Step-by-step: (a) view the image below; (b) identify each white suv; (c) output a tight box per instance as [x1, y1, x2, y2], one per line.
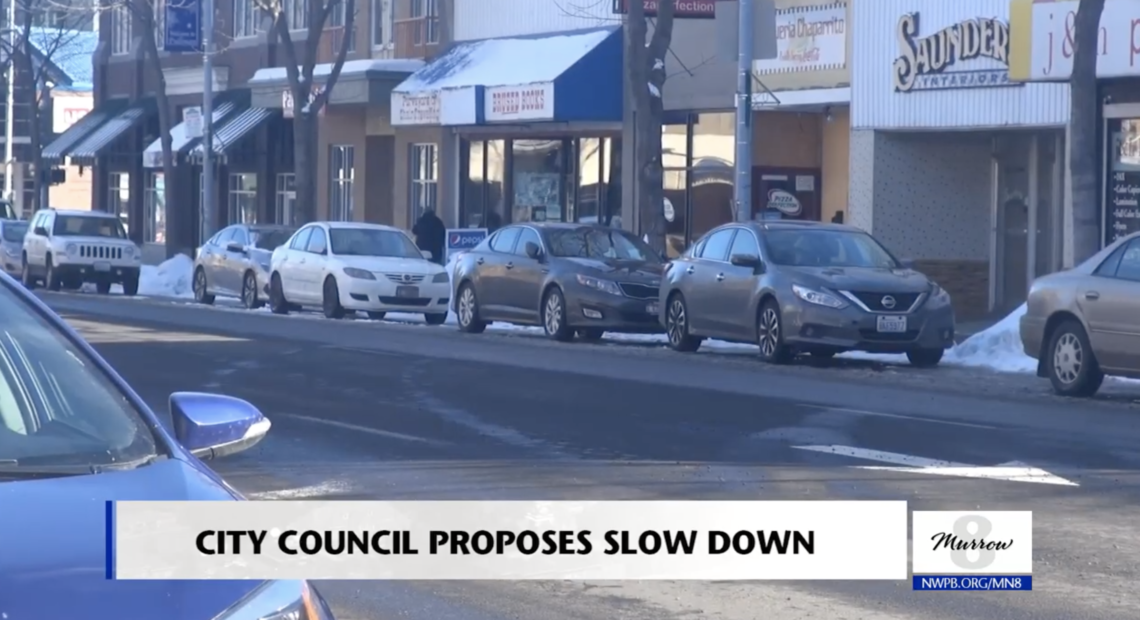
[22, 209, 142, 295]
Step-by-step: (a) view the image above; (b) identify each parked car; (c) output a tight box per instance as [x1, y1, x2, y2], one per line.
[659, 221, 955, 366]
[0, 218, 27, 278]
[0, 269, 337, 619]
[268, 221, 450, 323]
[193, 223, 296, 309]
[1020, 232, 1140, 397]
[452, 223, 665, 341]
[21, 208, 142, 295]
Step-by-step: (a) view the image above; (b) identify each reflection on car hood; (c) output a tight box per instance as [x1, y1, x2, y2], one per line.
[340, 255, 442, 275]
[562, 257, 663, 283]
[0, 458, 257, 620]
[784, 266, 931, 293]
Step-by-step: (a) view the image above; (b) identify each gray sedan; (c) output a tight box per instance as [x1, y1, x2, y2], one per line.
[452, 223, 664, 341]
[659, 221, 956, 366]
[193, 224, 295, 308]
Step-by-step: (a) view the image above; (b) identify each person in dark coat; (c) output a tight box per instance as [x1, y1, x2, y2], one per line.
[412, 207, 446, 263]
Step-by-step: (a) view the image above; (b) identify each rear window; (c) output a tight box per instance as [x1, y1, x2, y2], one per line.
[2, 222, 27, 243]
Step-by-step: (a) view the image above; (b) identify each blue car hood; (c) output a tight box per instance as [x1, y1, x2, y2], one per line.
[0, 458, 259, 620]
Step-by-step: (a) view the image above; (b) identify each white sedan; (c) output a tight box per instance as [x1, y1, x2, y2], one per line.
[267, 221, 450, 323]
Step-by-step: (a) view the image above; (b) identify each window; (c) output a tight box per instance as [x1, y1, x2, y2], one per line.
[329, 228, 421, 257]
[230, 226, 249, 247]
[305, 228, 328, 254]
[276, 173, 296, 225]
[546, 227, 658, 262]
[53, 215, 127, 239]
[699, 229, 735, 262]
[729, 228, 760, 258]
[329, 145, 355, 221]
[411, 0, 440, 44]
[233, 0, 261, 38]
[514, 228, 541, 256]
[289, 227, 314, 250]
[110, 5, 132, 55]
[371, 0, 392, 48]
[330, 0, 355, 51]
[1115, 240, 1140, 282]
[489, 227, 519, 253]
[228, 173, 258, 224]
[143, 172, 165, 243]
[211, 227, 235, 248]
[108, 172, 130, 232]
[410, 143, 437, 220]
[287, 0, 309, 29]
[764, 230, 899, 269]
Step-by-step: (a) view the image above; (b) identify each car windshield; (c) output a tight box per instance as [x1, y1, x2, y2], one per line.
[251, 228, 295, 250]
[0, 280, 157, 470]
[329, 228, 422, 258]
[53, 215, 127, 239]
[765, 229, 899, 269]
[547, 228, 661, 263]
[2, 222, 27, 243]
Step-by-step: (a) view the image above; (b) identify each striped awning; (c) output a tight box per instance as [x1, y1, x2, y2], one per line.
[188, 107, 277, 163]
[69, 101, 155, 166]
[142, 101, 239, 168]
[42, 99, 129, 164]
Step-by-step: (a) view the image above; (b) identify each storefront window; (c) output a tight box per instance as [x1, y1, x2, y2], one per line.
[663, 169, 686, 258]
[1107, 118, 1140, 245]
[143, 172, 165, 243]
[109, 172, 130, 233]
[576, 138, 602, 225]
[330, 145, 355, 221]
[689, 112, 735, 241]
[512, 139, 563, 223]
[410, 143, 438, 220]
[228, 173, 258, 224]
[604, 138, 622, 228]
[486, 140, 505, 231]
[663, 123, 688, 169]
[276, 173, 296, 225]
[462, 140, 486, 227]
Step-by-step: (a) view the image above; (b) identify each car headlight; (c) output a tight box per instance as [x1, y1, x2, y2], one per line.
[213, 580, 335, 620]
[65, 243, 78, 256]
[342, 267, 375, 280]
[792, 284, 847, 309]
[576, 274, 622, 295]
[929, 284, 951, 303]
[432, 271, 449, 283]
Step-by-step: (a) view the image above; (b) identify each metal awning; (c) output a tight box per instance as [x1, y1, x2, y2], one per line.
[188, 107, 277, 163]
[142, 101, 238, 168]
[42, 99, 129, 164]
[69, 100, 155, 166]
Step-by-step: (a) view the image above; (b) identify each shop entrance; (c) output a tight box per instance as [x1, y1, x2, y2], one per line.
[751, 167, 822, 222]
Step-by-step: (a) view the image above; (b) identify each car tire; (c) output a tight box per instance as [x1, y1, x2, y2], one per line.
[456, 283, 487, 334]
[906, 348, 944, 368]
[1046, 320, 1105, 397]
[268, 273, 290, 315]
[193, 267, 215, 305]
[20, 256, 35, 290]
[122, 274, 139, 297]
[322, 276, 346, 319]
[542, 287, 574, 342]
[577, 328, 604, 342]
[664, 293, 702, 353]
[241, 271, 263, 309]
[44, 257, 62, 292]
[756, 299, 793, 364]
[367, 311, 387, 320]
[424, 313, 447, 326]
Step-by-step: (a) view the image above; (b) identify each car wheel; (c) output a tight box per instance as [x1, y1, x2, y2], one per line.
[577, 328, 604, 342]
[95, 281, 112, 295]
[424, 313, 447, 326]
[542, 287, 574, 342]
[20, 257, 35, 290]
[906, 348, 944, 368]
[322, 276, 346, 319]
[44, 257, 61, 292]
[1047, 320, 1105, 397]
[456, 283, 487, 334]
[241, 271, 263, 309]
[756, 299, 793, 364]
[665, 293, 702, 352]
[268, 273, 290, 315]
[193, 267, 215, 305]
[367, 311, 387, 320]
[121, 274, 139, 297]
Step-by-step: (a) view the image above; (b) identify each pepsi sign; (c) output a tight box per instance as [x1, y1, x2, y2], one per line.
[446, 228, 488, 260]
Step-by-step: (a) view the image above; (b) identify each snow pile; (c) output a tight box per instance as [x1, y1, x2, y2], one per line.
[943, 304, 1036, 373]
[137, 254, 194, 298]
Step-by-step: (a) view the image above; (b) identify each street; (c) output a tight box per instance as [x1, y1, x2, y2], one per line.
[39, 290, 1140, 620]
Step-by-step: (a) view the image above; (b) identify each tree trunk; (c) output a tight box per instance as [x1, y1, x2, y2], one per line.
[1069, 0, 1106, 265]
[139, 23, 180, 256]
[16, 49, 42, 212]
[292, 109, 318, 223]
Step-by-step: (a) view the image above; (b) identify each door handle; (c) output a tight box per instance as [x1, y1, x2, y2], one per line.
[1085, 291, 1100, 300]
[715, 273, 725, 281]
[476, 258, 484, 265]
[686, 266, 695, 274]
[505, 262, 514, 269]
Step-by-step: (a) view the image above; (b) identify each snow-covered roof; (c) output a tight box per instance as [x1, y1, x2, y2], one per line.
[248, 59, 425, 84]
[395, 27, 617, 93]
[28, 28, 98, 91]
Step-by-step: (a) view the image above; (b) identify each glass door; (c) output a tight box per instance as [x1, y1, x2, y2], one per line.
[511, 139, 564, 223]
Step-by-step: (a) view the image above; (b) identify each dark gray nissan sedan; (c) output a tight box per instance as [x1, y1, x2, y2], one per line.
[658, 221, 956, 366]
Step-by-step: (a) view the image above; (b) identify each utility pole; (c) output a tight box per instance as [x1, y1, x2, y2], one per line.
[4, 0, 17, 213]
[201, 0, 216, 239]
[733, 0, 754, 223]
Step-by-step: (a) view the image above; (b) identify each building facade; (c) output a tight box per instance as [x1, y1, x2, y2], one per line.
[850, 0, 1069, 319]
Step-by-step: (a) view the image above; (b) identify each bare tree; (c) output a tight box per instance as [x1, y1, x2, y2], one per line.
[1069, 0, 1106, 264]
[5, 0, 96, 212]
[625, 0, 675, 254]
[256, 0, 356, 224]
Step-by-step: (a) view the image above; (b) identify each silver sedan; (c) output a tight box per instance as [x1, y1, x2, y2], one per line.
[192, 224, 295, 308]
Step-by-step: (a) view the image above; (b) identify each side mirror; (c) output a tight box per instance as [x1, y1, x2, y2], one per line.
[524, 241, 542, 259]
[421, 249, 433, 260]
[225, 241, 246, 253]
[169, 392, 271, 460]
[33, 226, 48, 236]
[730, 253, 764, 273]
[899, 258, 916, 269]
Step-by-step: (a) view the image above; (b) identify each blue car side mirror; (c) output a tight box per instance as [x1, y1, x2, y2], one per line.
[170, 392, 271, 460]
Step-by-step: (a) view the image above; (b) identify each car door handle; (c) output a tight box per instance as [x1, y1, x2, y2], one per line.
[476, 258, 484, 265]
[505, 262, 514, 269]
[686, 266, 695, 274]
[1085, 291, 1100, 300]
[715, 273, 725, 281]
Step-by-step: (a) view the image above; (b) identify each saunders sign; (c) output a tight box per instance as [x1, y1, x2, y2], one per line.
[892, 13, 1022, 92]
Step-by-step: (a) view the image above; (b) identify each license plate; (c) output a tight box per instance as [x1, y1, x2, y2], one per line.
[646, 302, 659, 315]
[876, 315, 908, 333]
[94, 261, 111, 272]
[396, 286, 419, 298]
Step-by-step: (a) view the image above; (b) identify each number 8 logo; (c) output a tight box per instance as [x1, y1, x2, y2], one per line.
[950, 514, 995, 570]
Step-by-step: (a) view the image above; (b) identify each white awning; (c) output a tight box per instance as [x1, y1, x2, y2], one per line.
[142, 102, 237, 168]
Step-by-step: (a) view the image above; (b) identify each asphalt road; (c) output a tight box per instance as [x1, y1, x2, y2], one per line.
[37, 290, 1140, 620]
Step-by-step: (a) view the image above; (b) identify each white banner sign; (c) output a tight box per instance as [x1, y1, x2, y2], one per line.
[754, 4, 847, 74]
[484, 83, 555, 122]
[182, 106, 202, 139]
[391, 91, 442, 125]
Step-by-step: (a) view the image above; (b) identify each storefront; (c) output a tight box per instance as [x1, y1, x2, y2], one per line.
[390, 26, 624, 231]
[851, 0, 1069, 319]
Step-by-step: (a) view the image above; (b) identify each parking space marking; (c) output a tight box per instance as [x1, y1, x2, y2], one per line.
[278, 413, 450, 446]
[814, 406, 999, 429]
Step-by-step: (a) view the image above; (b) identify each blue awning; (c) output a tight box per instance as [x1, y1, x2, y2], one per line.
[391, 26, 622, 127]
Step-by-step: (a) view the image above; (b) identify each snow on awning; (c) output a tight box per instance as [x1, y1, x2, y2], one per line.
[248, 59, 426, 84]
[143, 101, 238, 168]
[391, 27, 623, 127]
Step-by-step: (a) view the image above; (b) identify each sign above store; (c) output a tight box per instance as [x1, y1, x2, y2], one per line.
[612, 0, 721, 19]
[893, 12, 1022, 92]
[484, 84, 554, 123]
[1007, 0, 1131, 81]
[754, 3, 847, 75]
[391, 92, 441, 125]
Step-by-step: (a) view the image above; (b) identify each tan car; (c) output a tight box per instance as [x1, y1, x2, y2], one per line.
[1020, 232, 1140, 397]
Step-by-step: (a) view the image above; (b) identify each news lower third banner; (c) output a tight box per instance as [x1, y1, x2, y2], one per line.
[108, 500, 909, 580]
